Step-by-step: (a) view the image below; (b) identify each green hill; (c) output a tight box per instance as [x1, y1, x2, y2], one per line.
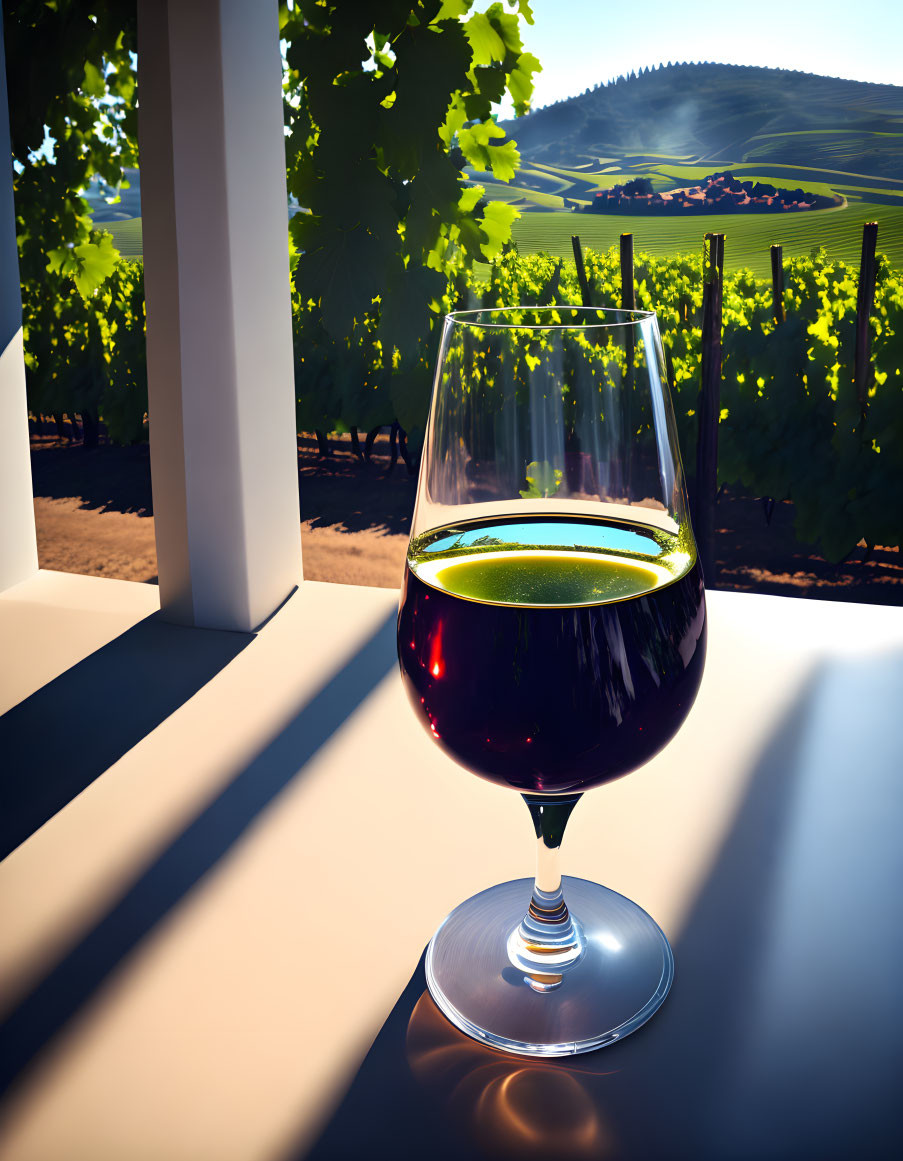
[500, 63, 903, 177]
[104, 217, 143, 258]
[509, 202, 903, 278]
[104, 67, 903, 273]
[480, 65, 903, 271]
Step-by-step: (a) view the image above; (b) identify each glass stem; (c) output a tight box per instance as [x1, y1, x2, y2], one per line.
[507, 793, 586, 992]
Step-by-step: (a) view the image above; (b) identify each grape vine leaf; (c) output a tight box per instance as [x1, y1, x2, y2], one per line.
[464, 12, 508, 64]
[298, 228, 396, 337]
[479, 201, 519, 259]
[72, 232, 119, 299]
[520, 460, 563, 498]
[379, 263, 446, 360]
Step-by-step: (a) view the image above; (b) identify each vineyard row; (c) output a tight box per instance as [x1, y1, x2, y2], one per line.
[22, 241, 903, 564]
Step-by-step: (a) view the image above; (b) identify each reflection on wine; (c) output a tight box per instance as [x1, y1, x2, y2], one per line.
[398, 514, 706, 795]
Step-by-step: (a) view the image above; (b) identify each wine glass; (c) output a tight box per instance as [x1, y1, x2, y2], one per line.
[397, 306, 706, 1056]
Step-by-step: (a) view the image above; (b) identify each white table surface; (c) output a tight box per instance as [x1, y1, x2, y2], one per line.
[1, 570, 901, 1161]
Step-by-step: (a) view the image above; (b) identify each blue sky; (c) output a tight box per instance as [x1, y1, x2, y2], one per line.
[499, 0, 903, 116]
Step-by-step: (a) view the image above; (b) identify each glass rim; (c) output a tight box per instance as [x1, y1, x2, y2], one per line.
[444, 305, 657, 332]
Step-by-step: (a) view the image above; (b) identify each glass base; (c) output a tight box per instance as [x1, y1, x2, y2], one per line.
[425, 876, 673, 1057]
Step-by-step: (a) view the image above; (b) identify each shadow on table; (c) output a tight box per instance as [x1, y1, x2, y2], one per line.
[297, 655, 903, 1161]
[0, 610, 398, 1101]
[0, 613, 252, 861]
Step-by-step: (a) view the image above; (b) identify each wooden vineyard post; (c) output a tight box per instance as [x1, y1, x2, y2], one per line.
[571, 235, 592, 306]
[770, 243, 785, 325]
[619, 233, 637, 435]
[695, 232, 724, 587]
[854, 221, 879, 414]
[620, 233, 636, 311]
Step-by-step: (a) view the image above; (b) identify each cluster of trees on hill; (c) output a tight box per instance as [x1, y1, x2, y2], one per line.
[583, 171, 842, 215]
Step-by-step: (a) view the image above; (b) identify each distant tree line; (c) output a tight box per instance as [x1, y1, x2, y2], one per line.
[527, 60, 886, 113]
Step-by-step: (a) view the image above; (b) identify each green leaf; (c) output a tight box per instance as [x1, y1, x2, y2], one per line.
[379, 263, 446, 361]
[297, 228, 394, 337]
[478, 200, 519, 259]
[82, 61, 106, 100]
[463, 64, 508, 121]
[405, 148, 466, 255]
[382, 20, 472, 176]
[455, 216, 489, 263]
[458, 185, 484, 213]
[432, 0, 472, 19]
[307, 164, 400, 238]
[72, 232, 119, 298]
[390, 353, 435, 447]
[488, 139, 520, 182]
[458, 118, 514, 173]
[507, 51, 541, 116]
[484, 3, 524, 54]
[464, 12, 507, 65]
[279, 0, 539, 449]
[439, 96, 468, 148]
[46, 247, 73, 277]
[519, 461, 563, 499]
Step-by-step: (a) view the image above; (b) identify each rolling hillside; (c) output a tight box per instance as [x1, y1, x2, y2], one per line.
[481, 64, 903, 271]
[500, 63, 903, 176]
[100, 64, 903, 273]
[509, 202, 903, 278]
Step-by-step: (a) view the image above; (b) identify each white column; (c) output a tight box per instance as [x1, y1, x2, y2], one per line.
[0, 4, 39, 593]
[138, 0, 302, 632]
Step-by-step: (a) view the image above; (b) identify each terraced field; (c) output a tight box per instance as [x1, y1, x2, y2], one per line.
[471, 150, 903, 274]
[741, 129, 903, 172]
[510, 201, 903, 277]
[104, 217, 143, 258]
[466, 181, 566, 210]
[104, 154, 903, 277]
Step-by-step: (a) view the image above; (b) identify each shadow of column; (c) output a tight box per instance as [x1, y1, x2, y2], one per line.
[0, 613, 253, 861]
[0, 611, 398, 1100]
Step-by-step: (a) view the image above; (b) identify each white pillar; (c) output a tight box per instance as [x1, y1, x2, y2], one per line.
[138, 0, 302, 632]
[0, 4, 39, 593]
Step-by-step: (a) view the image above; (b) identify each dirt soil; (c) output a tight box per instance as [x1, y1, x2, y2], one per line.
[29, 429, 903, 607]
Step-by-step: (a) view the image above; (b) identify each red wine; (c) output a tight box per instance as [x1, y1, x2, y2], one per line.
[397, 515, 706, 794]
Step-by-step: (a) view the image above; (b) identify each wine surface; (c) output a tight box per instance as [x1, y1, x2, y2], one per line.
[397, 515, 706, 794]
